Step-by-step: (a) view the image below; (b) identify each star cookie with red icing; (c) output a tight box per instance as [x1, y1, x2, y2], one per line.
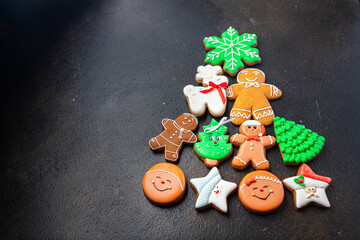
[283, 164, 332, 210]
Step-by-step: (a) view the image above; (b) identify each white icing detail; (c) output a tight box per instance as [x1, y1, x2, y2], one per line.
[184, 73, 229, 116]
[255, 159, 268, 167]
[250, 143, 254, 146]
[245, 82, 260, 88]
[239, 175, 282, 191]
[204, 117, 233, 133]
[283, 176, 330, 208]
[196, 65, 223, 84]
[159, 135, 180, 147]
[170, 136, 173, 139]
[148, 137, 162, 150]
[242, 120, 261, 126]
[230, 109, 251, 119]
[226, 87, 234, 98]
[183, 113, 198, 125]
[230, 43, 235, 48]
[250, 148, 254, 151]
[190, 167, 237, 213]
[232, 134, 238, 142]
[269, 135, 273, 145]
[253, 107, 274, 119]
[173, 121, 191, 139]
[146, 170, 184, 191]
[234, 156, 247, 165]
[258, 133, 263, 137]
[205, 27, 259, 71]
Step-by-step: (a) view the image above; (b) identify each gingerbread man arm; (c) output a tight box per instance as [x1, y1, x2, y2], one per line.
[260, 135, 276, 148]
[261, 84, 282, 100]
[226, 84, 242, 100]
[161, 118, 174, 129]
[185, 133, 197, 144]
[230, 133, 246, 147]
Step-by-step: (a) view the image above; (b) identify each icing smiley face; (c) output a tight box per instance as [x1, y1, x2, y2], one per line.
[237, 68, 265, 83]
[238, 171, 284, 214]
[175, 113, 198, 131]
[142, 163, 186, 206]
[240, 120, 266, 138]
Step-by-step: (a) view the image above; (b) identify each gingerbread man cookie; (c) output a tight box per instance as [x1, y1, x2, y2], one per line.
[143, 163, 186, 206]
[230, 120, 276, 170]
[184, 65, 229, 117]
[238, 171, 284, 214]
[283, 164, 332, 210]
[149, 113, 198, 162]
[226, 68, 282, 126]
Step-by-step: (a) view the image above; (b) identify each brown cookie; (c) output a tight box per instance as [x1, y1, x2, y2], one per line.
[149, 113, 198, 162]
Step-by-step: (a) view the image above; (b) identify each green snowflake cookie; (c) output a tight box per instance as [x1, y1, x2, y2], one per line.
[273, 117, 325, 165]
[194, 119, 233, 168]
[203, 26, 261, 76]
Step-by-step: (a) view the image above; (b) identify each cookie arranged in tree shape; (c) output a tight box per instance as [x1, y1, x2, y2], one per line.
[142, 163, 186, 206]
[238, 171, 284, 214]
[203, 26, 261, 76]
[149, 113, 198, 162]
[184, 65, 229, 117]
[226, 68, 282, 126]
[230, 120, 276, 171]
[190, 167, 237, 214]
[273, 117, 325, 165]
[194, 118, 233, 168]
[283, 164, 332, 210]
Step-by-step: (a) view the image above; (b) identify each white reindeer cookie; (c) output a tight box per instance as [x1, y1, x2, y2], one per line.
[184, 65, 229, 117]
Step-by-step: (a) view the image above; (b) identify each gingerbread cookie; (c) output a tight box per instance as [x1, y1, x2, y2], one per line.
[226, 68, 282, 126]
[238, 171, 284, 214]
[283, 164, 332, 210]
[184, 65, 229, 117]
[273, 117, 325, 165]
[190, 167, 237, 213]
[194, 118, 233, 168]
[149, 113, 198, 162]
[142, 163, 186, 206]
[230, 120, 276, 170]
[203, 26, 261, 76]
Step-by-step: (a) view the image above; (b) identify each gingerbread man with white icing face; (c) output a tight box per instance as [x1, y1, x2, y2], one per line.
[226, 68, 282, 126]
[149, 113, 198, 162]
[230, 120, 276, 170]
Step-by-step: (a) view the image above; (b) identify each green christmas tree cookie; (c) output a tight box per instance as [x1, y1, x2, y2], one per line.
[273, 117, 325, 165]
[194, 119, 233, 168]
[203, 26, 261, 76]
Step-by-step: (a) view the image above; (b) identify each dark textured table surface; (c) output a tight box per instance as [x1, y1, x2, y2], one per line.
[1, 0, 360, 239]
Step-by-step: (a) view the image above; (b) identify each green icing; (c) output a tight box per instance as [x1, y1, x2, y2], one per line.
[194, 119, 232, 161]
[294, 175, 305, 186]
[203, 26, 261, 75]
[273, 117, 325, 164]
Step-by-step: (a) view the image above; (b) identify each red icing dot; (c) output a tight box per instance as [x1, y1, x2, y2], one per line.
[298, 178, 303, 183]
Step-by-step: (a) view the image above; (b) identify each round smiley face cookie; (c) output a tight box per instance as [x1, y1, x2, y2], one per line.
[238, 171, 284, 214]
[142, 163, 186, 206]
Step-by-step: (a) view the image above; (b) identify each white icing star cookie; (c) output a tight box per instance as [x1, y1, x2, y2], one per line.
[283, 164, 332, 210]
[190, 167, 237, 213]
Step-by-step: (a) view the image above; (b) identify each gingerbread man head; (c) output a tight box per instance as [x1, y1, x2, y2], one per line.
[240, 120, 266, 138]
[237, 68, 265, 84]
[174, 113, 198, 131]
